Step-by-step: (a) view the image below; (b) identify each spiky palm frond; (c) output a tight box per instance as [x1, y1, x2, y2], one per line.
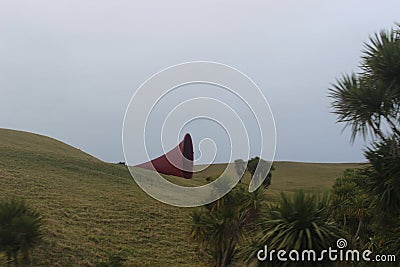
[329, 74, 397, 141]
[329, 24, 400, 142]
[244, 191, 343, 267]
[364, 136, 400, 217]
[362, 27, 400, 88]
[190, 184, 265, 267]
[0, 199, 43, 266]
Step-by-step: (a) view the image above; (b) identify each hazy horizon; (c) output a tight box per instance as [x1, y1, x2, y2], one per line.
[2, 126, 368, 164]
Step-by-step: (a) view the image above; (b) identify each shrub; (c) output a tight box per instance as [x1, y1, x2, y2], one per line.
[0, 199, 43, 267]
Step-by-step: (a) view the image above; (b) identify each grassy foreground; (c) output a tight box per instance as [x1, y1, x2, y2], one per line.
[0, 128, 364, 266]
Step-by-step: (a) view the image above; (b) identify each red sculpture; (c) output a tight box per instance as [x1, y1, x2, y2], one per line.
[136, 133, 194, 178]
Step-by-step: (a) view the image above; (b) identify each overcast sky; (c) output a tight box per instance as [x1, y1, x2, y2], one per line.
[1, 1, 399, 163]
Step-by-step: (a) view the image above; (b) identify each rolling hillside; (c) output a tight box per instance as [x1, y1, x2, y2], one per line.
[0, 128, 365, 266]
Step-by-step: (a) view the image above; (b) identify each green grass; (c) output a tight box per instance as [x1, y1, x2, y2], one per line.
[191, 161, 366, 202]
[0, 128, 365, 266]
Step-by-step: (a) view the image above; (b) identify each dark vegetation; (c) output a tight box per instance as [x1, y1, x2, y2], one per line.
[0, 199, 42, 267]
[328, 23, 400, 261]
[189, 24, 400, 266]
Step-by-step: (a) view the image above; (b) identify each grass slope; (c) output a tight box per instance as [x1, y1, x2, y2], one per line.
[0, 128, 364, 266]
[194, 161, 365, 202]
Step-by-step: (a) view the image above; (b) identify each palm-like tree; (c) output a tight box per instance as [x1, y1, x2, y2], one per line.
[364, 137, 400, 218]
[329, 24, 400, 142]
[247, 157, 274, 188]
[331, 169, 374, 242]
[331, 174, 358, 227]
[244, 191, 343, 267]
[329, 23, 400, 262]
[0, 199, 42, 267]
[190, 184, 266, 267]
[350, 194, 373, 240]
[190, 205, 242, 267]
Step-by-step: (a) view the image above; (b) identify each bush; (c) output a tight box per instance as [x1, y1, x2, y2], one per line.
[0, 199, 43, 267]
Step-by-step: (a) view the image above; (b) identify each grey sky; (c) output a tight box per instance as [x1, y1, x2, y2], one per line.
[1, 1, 399, 163]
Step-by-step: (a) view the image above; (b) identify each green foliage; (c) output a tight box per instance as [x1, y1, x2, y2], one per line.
[364, 137, 400, 217]
[361, 137, 400, 261]
[362, 25, 400, 90]
[331, 165, 400, 263]
[331, 169, 373, 242]
[247, 157, 274, 188]
[329, 24, 400, 141]
[330, 23, 400, 262]
[245, 191, 343, 267]
[0, 199, 43, 267]
[190, 184, 267, 267]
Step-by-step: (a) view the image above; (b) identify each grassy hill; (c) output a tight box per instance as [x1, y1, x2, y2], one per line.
[193, 161, 366, 202]
[0, 128, 365, 266]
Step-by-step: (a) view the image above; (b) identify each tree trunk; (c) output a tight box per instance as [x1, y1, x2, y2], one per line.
[355, 216, 363, 239]
[216, 249, 221, 267]
[216, 243, 229, 267]
[215, 250, 222, 267]
[221, 246, 229, 267]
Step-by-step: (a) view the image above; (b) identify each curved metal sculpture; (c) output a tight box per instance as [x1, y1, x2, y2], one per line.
[136, 133, 194, 178]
